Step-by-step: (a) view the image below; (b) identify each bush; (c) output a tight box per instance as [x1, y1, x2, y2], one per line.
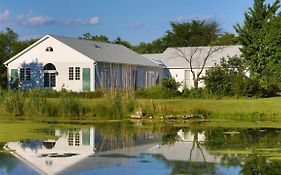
[182, 88, 207, 99]
[161, 77, 180, 94]
[136, 86, 167, 99]
[203, 66, 232, 96]
[2, 91, 25, 116]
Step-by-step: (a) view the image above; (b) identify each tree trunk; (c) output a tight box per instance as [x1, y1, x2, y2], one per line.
[193, 78, 198, 89]
[192, 73, 198, 89]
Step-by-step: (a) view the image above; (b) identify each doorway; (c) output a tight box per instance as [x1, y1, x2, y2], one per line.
[43, 63, 56, 88]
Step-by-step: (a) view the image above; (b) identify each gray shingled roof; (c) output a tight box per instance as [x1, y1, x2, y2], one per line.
[51, 35, 159, 67]
[143, 46, 241, 69]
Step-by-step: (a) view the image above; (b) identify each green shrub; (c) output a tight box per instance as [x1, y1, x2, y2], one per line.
[2, 91, 25, 116]
[161, 77, 180, 95]
[182, 88, 207, 99]
[203, 66, 232, 96]
[60, 96, 86, 117]
[136, 86, 174, 99]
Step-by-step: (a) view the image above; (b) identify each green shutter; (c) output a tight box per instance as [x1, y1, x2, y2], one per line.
[11, 69, 18, 89]
[83, 68, 90, 91]
[82, 129, 90, 145]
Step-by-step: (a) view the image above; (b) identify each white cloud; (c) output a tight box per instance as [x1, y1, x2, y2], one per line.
[24, 16, 55, 26]
[3, 10, 100, 27]
[0, 9, 11, 23]
[17, 11, 55, 26]
[62, 16, 100, 25]
[175, 15, 212, 22]
[88, 17, 99, 25]
[131, 21, 144, 29]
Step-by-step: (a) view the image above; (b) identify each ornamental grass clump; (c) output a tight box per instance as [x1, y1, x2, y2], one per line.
[105, 89, 136, 118]
[59, 95, 86, 117]
[25, 89, 48, 117]
[2, 91, 25, 116]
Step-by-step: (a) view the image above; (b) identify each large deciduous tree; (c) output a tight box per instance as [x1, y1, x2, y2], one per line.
[163, 20, 220, 47]
[0, 28, 19, 88]
[164, 20, 223, 89]
[235, 0, 280, 76]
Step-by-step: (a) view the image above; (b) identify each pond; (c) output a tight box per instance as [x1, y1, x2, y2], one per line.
[1, 121, 281, 175]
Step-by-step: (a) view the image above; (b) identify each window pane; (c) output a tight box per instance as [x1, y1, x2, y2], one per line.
[50, 73, 56, 87]
[44, 73, 49, 87]
[75, 67, 80, 80]
[69, 67, 74, 80]
[26, 68, 31, 81]
[20, 68, 25, 81]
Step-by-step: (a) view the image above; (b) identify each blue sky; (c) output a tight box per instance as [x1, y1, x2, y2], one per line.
[0, 0, 276, 44]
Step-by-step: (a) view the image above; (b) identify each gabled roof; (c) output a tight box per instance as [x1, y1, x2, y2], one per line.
[51, 35, 159, 67]
[143, 45, 241, 69]
[4, 35, 160, 67]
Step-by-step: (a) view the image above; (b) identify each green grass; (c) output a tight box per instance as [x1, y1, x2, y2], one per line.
[138, 97, 281, 115]
[2, 96, 281, 121]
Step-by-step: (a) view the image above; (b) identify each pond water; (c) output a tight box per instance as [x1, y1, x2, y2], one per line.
[1, 121, 281, 175]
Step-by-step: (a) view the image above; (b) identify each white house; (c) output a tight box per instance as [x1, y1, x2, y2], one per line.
[4, 35, 163, 92]
[143, 46, 241, 91]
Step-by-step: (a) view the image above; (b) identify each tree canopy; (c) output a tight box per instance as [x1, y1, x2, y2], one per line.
[0, 28, 36, 88]
[235, 0, 280, 77]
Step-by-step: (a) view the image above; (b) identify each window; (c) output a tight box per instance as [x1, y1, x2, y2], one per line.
[69, 67, 74, 80]
[50, 73, 56, 87]
[20, 68, 24, 81]
[26, 68, 31, 81]
[75, 67, 80, 80]
[46, 47, 53, 52]
[19, 68, 31, 81]
[44, 73, 49, 87]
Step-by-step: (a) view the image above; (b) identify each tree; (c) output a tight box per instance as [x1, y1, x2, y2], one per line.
[175, 46, 224, 89]
[134, 39, 166, 54]
[235, 0, 280, 76]
[0, 28, 19, 88]
[212, 32, 238, 46]
[80, 33, 110, 43]
[163, 20, 220, 47]
[113, 37, 133, 49]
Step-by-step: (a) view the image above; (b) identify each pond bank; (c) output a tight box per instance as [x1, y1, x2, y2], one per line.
[1, 92, 281, 121]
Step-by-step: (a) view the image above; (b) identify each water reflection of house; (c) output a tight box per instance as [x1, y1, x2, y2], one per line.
[146, 129, 220, 163]
[5, 128, 221, 174]
[5, 128, 160, 175]
[5, 128, 95, 175]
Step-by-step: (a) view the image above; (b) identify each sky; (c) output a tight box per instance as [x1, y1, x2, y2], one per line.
[0, 0, 277, 45]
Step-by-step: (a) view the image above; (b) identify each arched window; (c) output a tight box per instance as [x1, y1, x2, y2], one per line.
[43, 63, 56, 88]
[46, 47, 53, 52]
[44, 63, 56, 70]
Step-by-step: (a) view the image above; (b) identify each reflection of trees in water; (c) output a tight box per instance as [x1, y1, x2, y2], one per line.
[241, 155, 281, 175]
[204, 127, 281, 174]
[95, 122, 137, 151]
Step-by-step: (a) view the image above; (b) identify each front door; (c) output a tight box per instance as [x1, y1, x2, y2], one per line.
[83, 68, 90, 91]
[44, 72, 56, 88]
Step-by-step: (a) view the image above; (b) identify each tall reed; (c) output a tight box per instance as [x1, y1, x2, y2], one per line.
[2, 91, 25, 116]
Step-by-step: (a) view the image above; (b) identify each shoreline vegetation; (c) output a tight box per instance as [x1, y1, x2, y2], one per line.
[1, 88, 281, 123]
